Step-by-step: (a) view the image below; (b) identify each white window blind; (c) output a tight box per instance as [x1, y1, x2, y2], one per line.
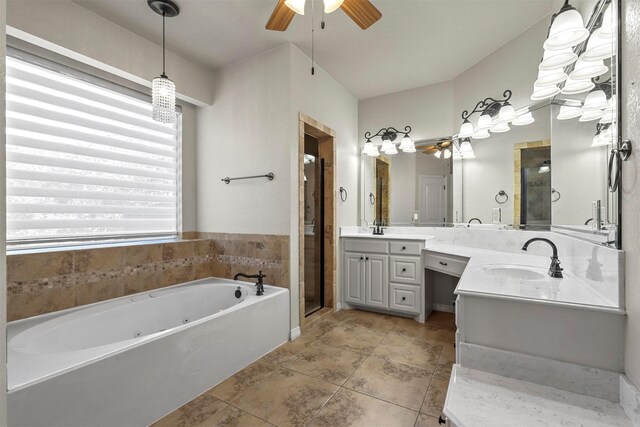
[6, 54, 180, 245]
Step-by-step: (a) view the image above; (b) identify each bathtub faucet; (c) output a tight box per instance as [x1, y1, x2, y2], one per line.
[233, 271, 266, 296]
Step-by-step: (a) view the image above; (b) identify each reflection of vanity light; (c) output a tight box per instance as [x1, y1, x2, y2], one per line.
[531, 84, 560, 100]
[535, 67, 568, 87]
[539, 47, 577, 71]
[598, 3, 615, 39]
[490, 122, 510, 133]
[472, 129, 490, 139]
[538, 162, 551, 174]
[512, 111, 535, 126]
[579, 109, 604, 122]
[543, 1, 589, 51]
[366, 145, 380, 157]
[497, 102, 516, 123]
[443, 148, 451, 159]
[459, 139, 473, 154]
[434, 150, 442, 159]
[561, 77, 595, 95]
[399, 135, 414, 150]
[557, 104, 583, 120]
[583, 89, 608, 110]
[381, 139, 394, 153]
[569, 57, 608, 80]
[385, 145, 398, 155]
[582, 28, 615, 61]
[476, 113, 493, 130]
[363, 140, 375, 155]
[459, 119, 475, 138]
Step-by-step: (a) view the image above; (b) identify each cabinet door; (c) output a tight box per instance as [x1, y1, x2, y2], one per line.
[344, 253, 365, 304]
[365, 254, 388, 308]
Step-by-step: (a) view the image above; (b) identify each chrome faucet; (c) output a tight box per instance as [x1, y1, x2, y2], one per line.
[234, 271, 266, 295]
[521, 238, 563, 278]
[468, 218, 482, 225]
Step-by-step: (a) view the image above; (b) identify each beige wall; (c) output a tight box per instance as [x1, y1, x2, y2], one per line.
[1, 0, 7, 421]
[622, 0, 640, 389]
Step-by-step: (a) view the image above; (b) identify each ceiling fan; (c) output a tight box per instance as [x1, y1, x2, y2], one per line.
[422, 139, 453, 157]
[266, 0, 382, 31]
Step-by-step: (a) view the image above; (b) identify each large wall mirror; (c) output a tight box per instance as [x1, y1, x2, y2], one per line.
[360, 0, 619, 247]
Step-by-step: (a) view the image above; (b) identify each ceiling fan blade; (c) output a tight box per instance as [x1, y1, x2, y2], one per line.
[266, 0, 296, 31]
[423, 147, 438, 154]
[441, 141, 452, 148]
[340, 0, 382, 30]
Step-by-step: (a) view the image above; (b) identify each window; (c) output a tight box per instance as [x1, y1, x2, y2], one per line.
[6, 52, 180, 248]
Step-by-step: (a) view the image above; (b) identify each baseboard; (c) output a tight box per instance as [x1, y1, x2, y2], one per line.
[620, 375, 640, 425]
[290, 327, 301, 340]
[336, 302, 343, 311]
[433, 304, 454, 313]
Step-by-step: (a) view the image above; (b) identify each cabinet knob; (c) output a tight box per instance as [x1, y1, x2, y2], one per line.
[402, 296, 406, 301]
[402, 268, 407, 272]
[365, 256, 369, 261]
[439, 261, 448, 266]
[360, 256, 364, 261]
[402, 246, 406, 250]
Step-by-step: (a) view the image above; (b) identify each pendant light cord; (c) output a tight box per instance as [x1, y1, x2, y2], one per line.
[162, 10, 166, 77]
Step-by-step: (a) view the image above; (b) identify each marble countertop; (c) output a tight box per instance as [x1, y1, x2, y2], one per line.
[340, 230, 621, 312]
[444, 364, 632, 427]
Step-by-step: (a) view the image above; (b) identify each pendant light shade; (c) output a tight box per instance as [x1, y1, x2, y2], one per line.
[434, 150, 442, 159]
[459, 139, 473, 154]
[472, 129, 491, 140]
[381, 139, 394, 153]
[459, 119, 475, 138]
[385, 145, 398, 155]
[583, 88, 608, 110]
[323, 0, 344, 13]
[368, 145, 380, 157]
[152, 75, 176, 124]
[535, 68, 568, 87]
[569, 57, 608, 80]
[557, 105, 582, 120]
[149, 0, 179, 124]
[539, 47, 578, 71]
[582, 28, 615, 61]
[543, 3, 589, 51]
[285, 0, 306, 15]
[402, 145, 416, 153]
[579, 109, 604, 122]
[363, 140, 375, 155]
[399, 135, 414, 150]
[561, 77, 595, 95]
[490, 122, 510, 133]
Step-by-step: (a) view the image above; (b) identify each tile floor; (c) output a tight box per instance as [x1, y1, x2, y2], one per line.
[152, 309, 456, 427]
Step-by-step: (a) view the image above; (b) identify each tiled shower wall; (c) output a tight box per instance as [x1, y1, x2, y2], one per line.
[7, 233, 289, 321]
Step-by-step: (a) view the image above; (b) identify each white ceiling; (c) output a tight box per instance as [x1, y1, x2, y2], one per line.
[71, 0, 557, 100]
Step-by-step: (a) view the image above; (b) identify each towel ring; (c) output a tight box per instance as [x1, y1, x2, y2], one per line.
[551, 188, 561, 202]
[369, 192, 375, 206]
[339, 187, 348, 202]
[495, 190, 509, 204]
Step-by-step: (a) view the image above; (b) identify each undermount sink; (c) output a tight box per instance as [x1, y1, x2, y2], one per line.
[482, 265, 549, 281]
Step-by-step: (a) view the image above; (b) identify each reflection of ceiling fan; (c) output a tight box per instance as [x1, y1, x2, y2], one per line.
[266, 0, 382, 31]
[422, 139, 452, 157]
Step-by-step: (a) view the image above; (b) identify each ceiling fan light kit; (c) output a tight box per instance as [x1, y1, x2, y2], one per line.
[266, 0, 381, 31]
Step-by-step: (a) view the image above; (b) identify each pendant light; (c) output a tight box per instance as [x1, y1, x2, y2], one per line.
[149, 0, 180, 125]
[381, 139, 394, 153]
[543, 0, 589, 51]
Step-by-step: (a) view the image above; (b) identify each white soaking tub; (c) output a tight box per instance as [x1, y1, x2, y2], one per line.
[7, 277, 290, 427]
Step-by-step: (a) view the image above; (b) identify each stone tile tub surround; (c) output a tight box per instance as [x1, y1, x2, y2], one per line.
[341, 226, 624, 308]
[7, 232, 289, 321]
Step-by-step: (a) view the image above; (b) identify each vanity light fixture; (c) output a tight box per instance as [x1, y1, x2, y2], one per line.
[531, 84, 561, 101]
[579, 108, 605, 122]
[557, 104, 583, 120]
[569, 57, 608, 80]
[539, 47, 578, 71]
[543, 0, 589, 51]
[535, 68, 568, 87]
[561, 77, 595, 95]
[148, 0, 180, 125]
[363, 126, 414, 157]
[459, 139, 473, 154]
[457, 90, 527, 141]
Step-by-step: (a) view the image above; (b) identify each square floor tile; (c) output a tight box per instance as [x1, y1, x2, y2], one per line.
[308, 388, 418, 427]
[420, 365, 451, 417]
[233, 369, 338, 427]
[414, 413, 442, 427]
[344, 355, 432, 411]
[195, 405, 272, 427]
[392, 318, 454, 344]
[334, 309, 399, 333]
[426, 311, 456, 328]
[151, 394, 227, 427]
[208, 361, 283, 403]
[320, 323, 387, 354]
[373, 332, 442, 371]
[280, 341, 367, 385]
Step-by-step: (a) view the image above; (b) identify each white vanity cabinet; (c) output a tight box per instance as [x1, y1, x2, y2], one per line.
[342, 237, 423, 318]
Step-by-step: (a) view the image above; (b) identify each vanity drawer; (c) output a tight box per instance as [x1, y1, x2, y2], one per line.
[423, 251, 468, 277]
[389, 283, 421, 314]
[390, 256, 421, 284]
[342, 238, 388, 254]
[389, 241, 422, 256]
